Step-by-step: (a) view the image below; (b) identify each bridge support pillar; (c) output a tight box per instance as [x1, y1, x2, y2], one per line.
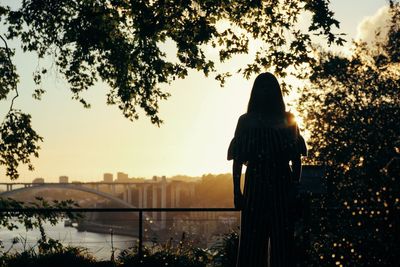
[175, 183, 181, 207]
[123, 190, 128, 203]
[138, 185, 143, 208]
[160, 180, 167, 229]
[152, 184, 157, 220]
[143, 185, 148, 208]
[127, 186, 132, 204]
[121, 185, 127, 203]
[170, 184, 175, 208]
[189, 184, 195, 199]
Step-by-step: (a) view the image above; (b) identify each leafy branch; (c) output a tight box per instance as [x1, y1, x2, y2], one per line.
[0, 35, 18, 113]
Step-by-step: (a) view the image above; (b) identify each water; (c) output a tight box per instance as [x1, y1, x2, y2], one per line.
[0, 221, 137, 260]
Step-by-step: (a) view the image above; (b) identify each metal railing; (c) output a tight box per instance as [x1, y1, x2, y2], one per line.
[0, 207, 240, 258]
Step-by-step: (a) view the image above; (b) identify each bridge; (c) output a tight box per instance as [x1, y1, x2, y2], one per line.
[0, 180, 195, 229]
[0, 166, 325, 232]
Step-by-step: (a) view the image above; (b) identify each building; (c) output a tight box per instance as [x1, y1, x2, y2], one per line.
[116, 172, 129, 182]
[32, 177, 44, 183]
[152, 175, 167, 182]
[103, 173, 113, 183]
[59, 176, 69, 183]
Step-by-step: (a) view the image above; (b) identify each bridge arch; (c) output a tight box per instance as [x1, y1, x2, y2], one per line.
[0, 184, 136, 208]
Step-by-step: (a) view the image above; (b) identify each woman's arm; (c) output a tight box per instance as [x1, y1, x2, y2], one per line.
[291, 121, 306, 183]
[233, 160, 243, 209]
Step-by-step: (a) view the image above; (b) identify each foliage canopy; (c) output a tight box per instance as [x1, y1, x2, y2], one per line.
[0, 0, 344, 179]
[297, 2, 400, 265]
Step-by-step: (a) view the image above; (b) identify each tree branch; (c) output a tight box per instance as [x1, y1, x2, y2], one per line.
[0, 34, 19, 113]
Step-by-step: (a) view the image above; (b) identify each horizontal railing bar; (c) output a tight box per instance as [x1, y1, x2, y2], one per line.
[0, 206, 390, 212]
[0, 182, 158, 185]
[0, 208, 240, 212]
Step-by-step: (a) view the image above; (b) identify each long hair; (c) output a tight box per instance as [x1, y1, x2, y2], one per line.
[247, 72, 286, 118]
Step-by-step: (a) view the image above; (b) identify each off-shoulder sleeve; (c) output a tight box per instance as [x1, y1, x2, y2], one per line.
[227, 138, 237, 161]
[227, 115, 285, 162]
[286, 112, 307, 158]
[227, 114, 307, 162]
[227, 115, 247, 162]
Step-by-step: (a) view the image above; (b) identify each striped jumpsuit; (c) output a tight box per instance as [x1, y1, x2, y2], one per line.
[228, 112, 307, 267]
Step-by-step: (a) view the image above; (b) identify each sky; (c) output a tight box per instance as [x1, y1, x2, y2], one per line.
[0, 0, 389, 182]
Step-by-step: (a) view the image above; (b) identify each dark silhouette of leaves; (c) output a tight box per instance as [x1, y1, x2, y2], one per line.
[0, 0, 344, 179]
[297, 3, 400, 265]
[0, 0, 343, 123]
[0, 110, 43, 180]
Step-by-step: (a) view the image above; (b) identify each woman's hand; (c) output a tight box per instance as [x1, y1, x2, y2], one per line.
[234, 191, 244, 209]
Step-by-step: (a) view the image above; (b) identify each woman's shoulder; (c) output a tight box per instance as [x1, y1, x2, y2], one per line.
[236, 113, 257, 126]
[235, 113, 288, 137]
[237, 113, 252, 121]
[236, 112, 300, 132]
[236, 113, 264, 129]
[285, 112, 298, 128]
[285, 112, 296, 123]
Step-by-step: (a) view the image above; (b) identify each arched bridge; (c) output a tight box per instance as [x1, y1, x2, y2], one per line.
[0, 183, 136, 208]
[0, 181, 191, 229]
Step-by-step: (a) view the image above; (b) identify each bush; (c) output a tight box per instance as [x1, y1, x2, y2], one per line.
[0, 246, 105, 267]
[118, 239, 212, 267]
[211, 231, 239, 267]
[0, 231, 243, 267]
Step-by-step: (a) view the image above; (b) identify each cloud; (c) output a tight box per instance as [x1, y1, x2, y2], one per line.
[356, 5, 390, 43]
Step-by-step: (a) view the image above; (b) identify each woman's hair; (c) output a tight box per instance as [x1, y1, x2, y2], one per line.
[247, 72, 286, 118]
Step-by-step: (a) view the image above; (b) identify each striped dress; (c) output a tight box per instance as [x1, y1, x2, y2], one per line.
[228, 112, 307, 267]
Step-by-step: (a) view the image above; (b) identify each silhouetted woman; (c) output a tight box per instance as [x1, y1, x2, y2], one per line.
[228, 72, 307, 267]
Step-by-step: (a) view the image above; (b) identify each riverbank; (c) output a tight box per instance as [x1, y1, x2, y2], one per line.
[77, 221, 138, 237]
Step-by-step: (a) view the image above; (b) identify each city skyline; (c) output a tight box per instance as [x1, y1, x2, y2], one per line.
[25, 172, 200, 184]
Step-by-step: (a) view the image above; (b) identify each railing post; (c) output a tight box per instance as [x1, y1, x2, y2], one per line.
[138, 210, 143, 258]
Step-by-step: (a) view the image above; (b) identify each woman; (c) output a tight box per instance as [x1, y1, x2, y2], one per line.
[228, 72, 307, 267]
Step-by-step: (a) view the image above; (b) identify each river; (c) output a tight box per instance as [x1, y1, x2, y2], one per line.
[0, 221, 136, 260]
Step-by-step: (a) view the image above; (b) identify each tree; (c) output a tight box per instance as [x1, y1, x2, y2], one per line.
[0, 0, 344, 179]
[297, 2, 399, 265]
[0, 197, 82, 253]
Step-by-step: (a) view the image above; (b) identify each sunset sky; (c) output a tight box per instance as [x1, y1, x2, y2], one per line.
[0, 0, 389, 182]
